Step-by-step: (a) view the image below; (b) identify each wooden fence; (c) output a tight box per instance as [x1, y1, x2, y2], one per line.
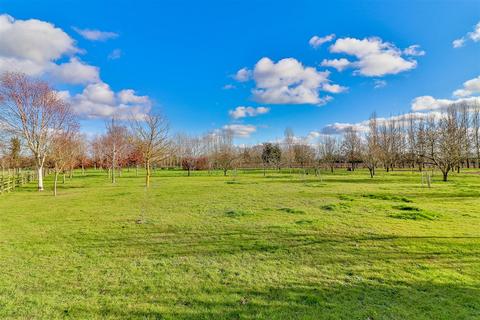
[0, 172, 36, 194]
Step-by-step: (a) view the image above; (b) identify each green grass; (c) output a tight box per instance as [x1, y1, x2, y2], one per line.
[0, 168, 479, 319]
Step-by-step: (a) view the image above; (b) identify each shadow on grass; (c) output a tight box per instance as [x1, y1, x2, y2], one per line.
[58, 280, 480, 319]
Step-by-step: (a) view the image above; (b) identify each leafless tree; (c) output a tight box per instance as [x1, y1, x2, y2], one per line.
[104, 118, 130, 183]
[318, 136, 338, 173]
[175, 133, 205, 176]
[424, 107, 462, 181]
[214, 129, 237, 176]
[0, 72, 76, 191]
[341, 127, 361, 171]
[49, 126, 80, 196]
[472, 104, 480, 167]
[131, 112, 171, 187]
[363, 113, 381, 178]
[283, 127, 295, 169]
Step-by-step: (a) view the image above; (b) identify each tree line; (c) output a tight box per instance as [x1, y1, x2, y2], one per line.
[1, 72, 480, 197]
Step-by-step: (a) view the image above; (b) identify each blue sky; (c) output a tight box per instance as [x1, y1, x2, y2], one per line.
[1, 0, 479, 143]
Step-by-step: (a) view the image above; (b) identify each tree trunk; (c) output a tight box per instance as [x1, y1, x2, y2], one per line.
[224, 169, 227, 176]
[54, 172, 58, 197]
[146, 160, 151, 188]
[442, 171, 448, 182]
[37, 166, 44, 191]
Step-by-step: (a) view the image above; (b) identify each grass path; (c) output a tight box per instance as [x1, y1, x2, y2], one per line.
[0, 169, 479, 319]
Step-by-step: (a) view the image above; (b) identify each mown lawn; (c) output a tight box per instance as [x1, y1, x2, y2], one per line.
[0, 168, 479, 319]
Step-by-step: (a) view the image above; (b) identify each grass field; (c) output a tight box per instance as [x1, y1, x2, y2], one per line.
[0, 168, 479, 319]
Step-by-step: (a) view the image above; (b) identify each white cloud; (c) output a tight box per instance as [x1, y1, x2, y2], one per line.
[73, 27, 118, 41]
[411, 95, 480, 111]
[452, 38, 466, 48]
[250, 57, 342, 105]
[108, 49, 122, 60]
[50, 58, 100, 84]
[0, 14, 153, 122]
[321, 112, 445, 135]
[320, 58, 351, 71]
[0, 14, 102, 84]
[322, 122, 369, 135]
[471, 22, 480, 42]
[234, 67, 251, 82]
[66, 83, 151, 120]
[374, 79, 387, 89]
[309, 34, 335, 48]
[229, 106, 270, 119]
[453, 75, 480, 97]
[118, 89, 150, 104]
[222, 124, 257, 138]
[322, 83, 347, 93]
[453, 21, 480, 48]
[329, 37, 418, 76]
[0, 14, 77, 63]
[403, 44, 426, 56]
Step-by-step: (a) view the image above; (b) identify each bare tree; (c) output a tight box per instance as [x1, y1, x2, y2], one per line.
[472, 103, 480, 167]
[131, 112, 170, 187]
[319, 136, 338, 173]
[0, 72, 76, 191]
[176, 133, 204, 176]
[341, 127, 361, 171]
[283, 127, 295, 169]
[49, 126, 80, 196]
[363, 113, 381, 178]
[104, 118, 130, 184]
[424, 107, 462, 181]
[214, 129, 237, 176]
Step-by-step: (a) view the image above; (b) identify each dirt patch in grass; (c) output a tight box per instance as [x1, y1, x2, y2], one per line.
[321, 202, 351, 211]
[278, 207, 306, 214]
[338, 195, 355, 201]
[363, 193, 412, 203]
[389, 205, 437, 220]
[224, 209, 253, 218]
[295, 219, 314, 225]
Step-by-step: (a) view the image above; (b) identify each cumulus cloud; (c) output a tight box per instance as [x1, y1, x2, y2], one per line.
[322, 122, 369, 135]
[309, 34, 335, 48]
[250, 57, 342, 105]
[0, 14, 77, 63]
[320, 58, 351, 71]
[453, 21, 480, 48]
[234, 67, 251, 82]
[411, 95, 480, 111]
[66, 83, 151, 119]
[0, 14, 154, 122]
[321, 112, 445, 135]
[322, 83, 347, 93]
[0, 14, 102, 84]
[73, 27, 118, 41]
[50, 58, 100, 84]
[222, 124, 256, 138]
[453, 75, 480, 98]
[229, 106, 270, 119]
[329, 37, 418, 76]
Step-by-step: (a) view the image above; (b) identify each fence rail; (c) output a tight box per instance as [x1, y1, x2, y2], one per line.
[0, 172, 36, 194]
